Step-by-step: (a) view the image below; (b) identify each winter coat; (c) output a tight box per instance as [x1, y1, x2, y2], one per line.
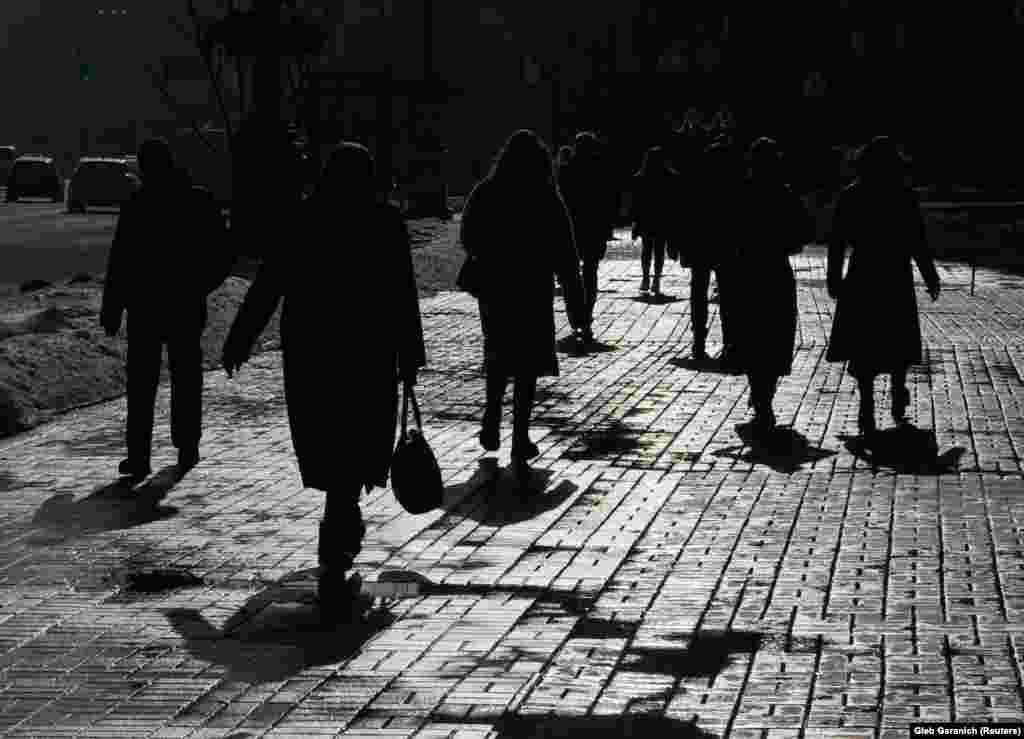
[558, 155, 617, 259]
[825, 181, 940, 375]
[224, 197, 426, 491]
[631, 169, 679, 239]
[101, 171, 231, 336]
[734, 177, 815, 376]
[460, 177, 584, 378]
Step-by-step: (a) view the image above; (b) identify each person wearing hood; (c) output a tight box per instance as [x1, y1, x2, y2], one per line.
[221, 141, 426, 614]
[100, 137, 231, 482]
[826, 135, 941, 437]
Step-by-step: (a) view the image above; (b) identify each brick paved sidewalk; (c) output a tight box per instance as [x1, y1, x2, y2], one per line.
[2, 243, 1024, 738]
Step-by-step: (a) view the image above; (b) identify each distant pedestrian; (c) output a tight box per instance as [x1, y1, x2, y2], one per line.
[460, 129, 585, 476]
[559, 131, 618, 346]
[826, 135, 940, 437]
[630, 145, 679, 296]
[688, 140, 744, 362]
[221, 142, 426, 612]
[555, 144, 574, 174]
[100, 137, 232, 482]
[734, 137, 814, 432]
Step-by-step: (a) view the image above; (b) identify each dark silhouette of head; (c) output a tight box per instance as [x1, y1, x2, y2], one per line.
[638, 145, 670, 176]
[318, 141, 376, 200]
[137, 138, 176, 182]
[573, 131, 600, 160]
[556, 144, 574, 167]
[748, 136, 783, 181]
[856, 135, 908, 184]
[489, 129, 553, 186]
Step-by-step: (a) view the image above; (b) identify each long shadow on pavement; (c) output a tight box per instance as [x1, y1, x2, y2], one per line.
[668, 355, 744, 376]
[442, 459, 578, 526]
[165, 572, 394, 684]
[631, 293, 682, 305]
[711, 424, 837, 474]
[29, 466, 181, 542]
[840, 425, 966, 474]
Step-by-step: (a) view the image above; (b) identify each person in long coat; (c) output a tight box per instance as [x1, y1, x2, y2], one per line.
[630, 145, 679, 295]
[558, 131, 618, 345]
[735, 137, 815, 432]
[221, 142, 426, 610]
[826, 135, 940, 436]
[460, 129, 585, 475]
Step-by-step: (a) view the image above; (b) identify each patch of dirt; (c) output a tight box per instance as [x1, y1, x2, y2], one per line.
[0, 217, 462, 438]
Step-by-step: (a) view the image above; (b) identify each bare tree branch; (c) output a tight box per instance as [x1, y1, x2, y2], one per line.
[146, 61, 222, 155]
[185, 1, 236, 142]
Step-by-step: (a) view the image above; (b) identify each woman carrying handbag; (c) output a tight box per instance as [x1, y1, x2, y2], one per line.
[460, 129, 585, 478]
[221, 142, 426, 616]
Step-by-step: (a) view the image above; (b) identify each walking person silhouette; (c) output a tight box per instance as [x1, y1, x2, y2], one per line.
[460, 129, 585, 478]
[630, 145, 679, 296]
[826, 136, 940, 438]
[221, 142, 426, 614]
[100, 137, 232, 482]
[558, 131, 617, 347]
[733, 137, 815, 432]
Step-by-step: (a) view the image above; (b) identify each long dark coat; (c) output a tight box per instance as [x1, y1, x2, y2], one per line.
[558, 155, 617, 259]
[825, 181, 940, 375]
[630, 169, 679, 239]
[460, 177, 584, 378]
[734, 178, 815, 377]
[225, 197, 426, 491]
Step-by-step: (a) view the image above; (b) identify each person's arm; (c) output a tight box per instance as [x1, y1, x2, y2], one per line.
[552, 191, 585, 330]
[459, 181, 485, 257]
[99, 201, 131, 336]
[909, 195, 940, 301]
[826, 190, 849, 300]
[196, 188, 234, 295]
[222, 251, 285, 376]
[394, 212, 427, 383]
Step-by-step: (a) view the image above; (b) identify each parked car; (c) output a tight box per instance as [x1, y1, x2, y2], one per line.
[5, 155, 62, 203]
[0, 146, 16, 185]
[67, 157, 141, 213]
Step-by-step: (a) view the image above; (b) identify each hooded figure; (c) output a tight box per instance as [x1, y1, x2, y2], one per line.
[100, 137, 231, 481]
[826, 135, 940, 436]
[222, 141, 426, 612]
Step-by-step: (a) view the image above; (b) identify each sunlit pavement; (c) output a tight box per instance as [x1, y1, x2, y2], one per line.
[2, 241, 1024, 737]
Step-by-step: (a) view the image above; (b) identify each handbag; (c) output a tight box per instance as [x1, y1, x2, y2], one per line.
[456, 254, 482, 297]
[390, 383, 444, 514]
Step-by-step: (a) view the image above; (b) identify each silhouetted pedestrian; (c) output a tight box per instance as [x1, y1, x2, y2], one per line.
[221, 142, 426, 611]
[460, 129, 585, 476]
[735, 137, 814, 432]
[689, 140, 743, 362]
[826, 136, 940, 437]
[555, 144, 574, 174]
[559, 131, 618, 345]
[100, 137, 231, 482]
[630, 145, 679, 296]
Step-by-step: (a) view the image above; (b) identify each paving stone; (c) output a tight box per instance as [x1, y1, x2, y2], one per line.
[2, 248, 1024, 736]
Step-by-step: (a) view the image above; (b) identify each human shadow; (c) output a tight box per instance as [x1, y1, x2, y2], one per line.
[164, 571, 395, 684]
[449, 713, 715, 738]
[711, 424, 837, 473]
[29, 466, 181, 542]
[840, 425, 966, 474]
[631, 293, 682, 305]
[442, 459, 578, 526]
[668, 355, 743, 375]
[618, 628, 764, 677]
[561, 418, 646, 461]
[556, 335, 619, 355]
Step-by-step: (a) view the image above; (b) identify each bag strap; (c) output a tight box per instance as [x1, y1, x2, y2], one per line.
[401, 383, 422, 435]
